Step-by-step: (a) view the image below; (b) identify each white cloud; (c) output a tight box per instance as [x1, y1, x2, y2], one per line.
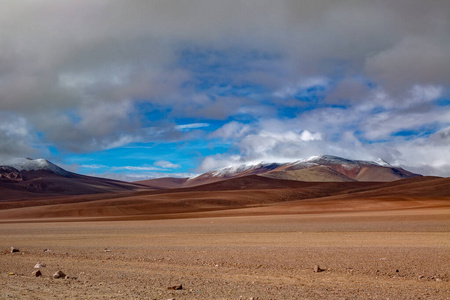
[154, 160, 181, 169]
[112, 166, 164, 171]
[80, 164, 107, 169]
[175, 123, 210, 131]
[212, 121, 252, 139]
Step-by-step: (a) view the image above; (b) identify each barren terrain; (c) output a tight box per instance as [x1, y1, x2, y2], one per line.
[0, 176, 449, 299]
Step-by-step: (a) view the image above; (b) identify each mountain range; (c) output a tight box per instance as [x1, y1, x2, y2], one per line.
[0, 155, 422, 201]
[137, 155, 421, 188]
[0, 155, 448, 221]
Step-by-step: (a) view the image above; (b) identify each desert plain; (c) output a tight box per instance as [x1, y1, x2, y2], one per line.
[1, 176, 450, 299]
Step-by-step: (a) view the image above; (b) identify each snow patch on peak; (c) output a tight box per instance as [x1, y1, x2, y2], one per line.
[374, 158, 391, 167]
[305, 155, 353, 164]
[202, 161, 283, 178]
[0, 158, 71, 177]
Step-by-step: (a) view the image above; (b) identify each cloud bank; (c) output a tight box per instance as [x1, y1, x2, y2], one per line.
[0, 0, 449, 177]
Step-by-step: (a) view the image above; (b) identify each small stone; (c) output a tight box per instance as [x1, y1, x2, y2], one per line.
[167, 284, 183, 290]
[314, 265, 324, 272]
[43, 249, 52, 253]
[53, 270, 66, 279]
[104, 248, 111, 252]
[34, 262, 46, 269]
[32, 270, 42, 277]
[418, 275, 425, 279]
[436, 278, 442, 282]
[10, 247, 19, 253]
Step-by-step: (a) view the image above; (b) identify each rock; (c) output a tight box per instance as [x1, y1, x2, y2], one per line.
[104, 248, 111, 252]
[53, 270, 66, 279]
[167, 284, 183, 290]
[32, 270, 42, 277]
[10, 247, 20, 253]
[34, 262, 46, 268]
[43, 249, 52, 253]
[314, 265, 325, 272]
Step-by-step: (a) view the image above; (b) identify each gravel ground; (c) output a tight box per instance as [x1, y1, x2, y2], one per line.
[0, 210, 449, 299]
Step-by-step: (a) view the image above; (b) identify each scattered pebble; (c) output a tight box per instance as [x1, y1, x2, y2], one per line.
[167, 284, 183, 290]
[34, 262, 46, 269]
[314, 265, 324, 273]
[32, 270, 42, 277]
[53, 270, 66, 279]
[10, 247, 20, 253]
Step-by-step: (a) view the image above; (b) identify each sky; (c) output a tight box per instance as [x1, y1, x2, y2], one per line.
[0, 0, 449, 180]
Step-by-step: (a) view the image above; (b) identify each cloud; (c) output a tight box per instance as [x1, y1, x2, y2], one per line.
[273, 77, 329, 99]
[211, 121, 252, 139]
[0, 0, 449, 177]
[175, 123, 210, 131]
[365, 37, 450, 94]
[0, 113, 40, 160]
[80, 164, 107, 169]
[112, 166, 164, 171]
[154, 160, 181, 169]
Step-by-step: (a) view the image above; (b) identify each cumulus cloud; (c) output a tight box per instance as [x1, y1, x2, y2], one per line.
[211, 122, 252, 139]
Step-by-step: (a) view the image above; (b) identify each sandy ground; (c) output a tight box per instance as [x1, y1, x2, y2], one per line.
[0, 208, 449, 299]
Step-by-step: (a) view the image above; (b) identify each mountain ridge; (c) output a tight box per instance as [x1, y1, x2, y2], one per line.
[0, 158, 150, 200]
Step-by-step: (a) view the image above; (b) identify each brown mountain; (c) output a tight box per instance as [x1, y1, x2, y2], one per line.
[140, 155, 422, 189]
[0, 158, 150, 201]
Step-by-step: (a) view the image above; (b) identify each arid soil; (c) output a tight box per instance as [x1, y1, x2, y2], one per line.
[1, 208, 449, 299]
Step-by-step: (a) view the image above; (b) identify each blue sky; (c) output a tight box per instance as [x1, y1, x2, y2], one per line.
[0, 1, 449, 179]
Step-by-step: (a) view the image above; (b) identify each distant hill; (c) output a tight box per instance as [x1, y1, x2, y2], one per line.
[0, 158, 150, 200]
[138, 155, 422, 189]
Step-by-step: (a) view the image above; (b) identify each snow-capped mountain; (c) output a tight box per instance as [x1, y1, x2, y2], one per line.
[184, 155, 421, 187]
[0, 158, 71, 177]
[0, 158, 148, 200]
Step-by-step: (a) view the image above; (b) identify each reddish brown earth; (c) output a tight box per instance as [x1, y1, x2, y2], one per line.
[0, 176, 449, 299]
[0, 176, 448, 221]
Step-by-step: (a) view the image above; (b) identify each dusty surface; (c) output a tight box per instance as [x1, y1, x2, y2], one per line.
[1, 208, 449, 299]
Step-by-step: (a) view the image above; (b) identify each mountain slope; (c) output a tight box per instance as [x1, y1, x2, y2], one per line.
[178, 155, 422, 188]
[136, 177, 189, 189]
[0, 176, 447, 221]
[0, 158, 150, 200]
